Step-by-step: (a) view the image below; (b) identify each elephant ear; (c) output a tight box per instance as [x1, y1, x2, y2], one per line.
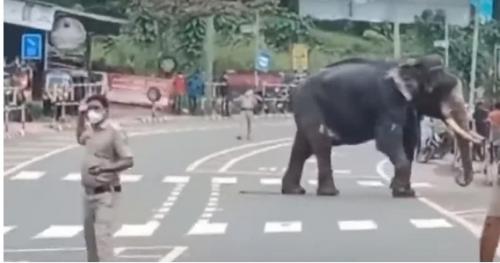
[387, 58, 421, 101]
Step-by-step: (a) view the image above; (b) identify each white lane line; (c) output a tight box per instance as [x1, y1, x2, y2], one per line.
[158, 207, 170, 213]
[4, 226, 16, 234]
[338, 220, 378, 231]
[211, 177, 237, 184]
[335, 169, 351, 175]
[204, 207, 217, 212]
[160, 246, 188, 262]
[453, 208, 487, 215]
[269, 167, 278, 172]
[10, 171, 46, 180]
[163, 202, 174, 207]
[376, 158, 500, 258]
[258, 167, 268, 171]
[211, 192, 220, 196]
[162, 176, 190, 184]
[209, 197, 218, 202]
[62, 173, 81, 181]
[357, 180, 385, 187]
[411, 182, 434, 188]
[171, 191, 181, 196]
[308, 179, 317, 186]
[218, 142, 291, 172]
[201, 213, 213, 219]
[306, 158, 317, 163]
[260, 178, 281, 185]
[167, 196, 178, 202]
[410, 218, 454, 229]
[153, 214, 165, 220]
[187, 220, 227, 235]
[113, 221, 160, 237]
[264, 221, 302, 233]
[120, 174, 143, 182]
[33, 225, 83, 239]
[5, 144, 77, 176]
[4, 247, 86, 253]
[207, 201, 218, 207]
[281, 167, 287, 172]
[186, 137, 292, 172]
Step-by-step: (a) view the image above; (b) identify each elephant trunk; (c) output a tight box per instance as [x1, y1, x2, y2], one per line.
[440, 78, 480, 186]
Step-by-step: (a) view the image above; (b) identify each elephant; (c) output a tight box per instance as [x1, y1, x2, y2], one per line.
[282, 54, 484, 198]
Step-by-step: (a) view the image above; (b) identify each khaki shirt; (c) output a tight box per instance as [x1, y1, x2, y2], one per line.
[79, 120, 133, 189]
[237, 94, 259, 110]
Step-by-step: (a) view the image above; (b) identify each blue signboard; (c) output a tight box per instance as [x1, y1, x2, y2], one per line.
[255, 50, 271, 72]
[21, 33, 43, 60]
[470, 0, 493, 22]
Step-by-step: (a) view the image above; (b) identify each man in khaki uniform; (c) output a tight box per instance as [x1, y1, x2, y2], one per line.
[481, 102, 500, 262]
[235, 89, 261, 140]
[77, 95, 134, 262]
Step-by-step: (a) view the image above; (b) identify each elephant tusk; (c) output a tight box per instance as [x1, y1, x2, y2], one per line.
[445, 118, 482, 144]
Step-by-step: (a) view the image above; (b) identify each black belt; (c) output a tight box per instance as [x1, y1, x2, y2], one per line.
[88, 185, 121, 195]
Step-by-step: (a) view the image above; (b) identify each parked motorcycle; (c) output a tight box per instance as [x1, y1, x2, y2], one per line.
[417, 131, 453, 163]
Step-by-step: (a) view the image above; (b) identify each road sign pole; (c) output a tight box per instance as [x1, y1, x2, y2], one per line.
[444, 16, 450, 67]
[469, 10, 480, 106]
[393, 21, 401, 59]
[254, 11, 260, 91]
[204, 15, 215, 99]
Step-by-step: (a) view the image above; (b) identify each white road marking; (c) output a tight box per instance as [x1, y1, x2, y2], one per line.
[201, 213, 213, 218]
[264, 221, 302, 233]
[114, 221, 160, 237]
[376, 158, 500, 258]
[281, 167, 287, 172]
[212, 177, 237, 184]
[33, 225, 83, 239]
[453, 208, 487, 215]
[410, 218, 454, 229]
[10, 171, 45, 180]
[62, 173, 81, 181]
[308, 179, 317, 186]
[218, 143, 291, 172]
[4, 226, 16, 234]
[153, 214, 165, 219]
[260, 178, 281, 185]
[204, 207, 217, 212]
[163, 176, 190, 184]
[207, 201, 218, 207]
[306, 158, 317, 163]
[209, 197, 218, 202]
[159, 246, 188, 262]
[357, 180, 385, 187]
[338, 220, 378, 231]
[4, 247, 86, 253]
[258, 167, 268, 171]
[120, 174, 143, 182]
[211, 192, 220, 196]
[158, 207, 170, 213]
[171, 191, 181, 196]
[269, 167, 278, 172]
[411, 182, 434, 188]
[163, 202, 174, 207]
[335, 169, 351, 174]
[188, 220, 227, 235]
[186, 137, 291, 172]
[167, 196, 178, 202]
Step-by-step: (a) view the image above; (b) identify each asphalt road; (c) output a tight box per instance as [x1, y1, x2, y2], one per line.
[3, 118, 492, 262]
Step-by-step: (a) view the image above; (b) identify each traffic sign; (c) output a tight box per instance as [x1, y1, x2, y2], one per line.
[292, 44, 309, 71]
[470, 0, 493, 22]
[255, 50, 271, 72]
[21, 33, 43, 60]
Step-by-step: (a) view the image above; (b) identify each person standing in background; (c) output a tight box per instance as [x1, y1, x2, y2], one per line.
[473, 101, 490, 161]
[187, 69, 205, 115]
[173, 73, 186, 114]
[77, 95, 134, 262]
[235, 89, 262, 140]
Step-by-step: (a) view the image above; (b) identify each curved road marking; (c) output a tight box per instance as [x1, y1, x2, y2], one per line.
[186, 138, 292, 172]
[376, 158, 499, 258]
[218, 142, 291, 173]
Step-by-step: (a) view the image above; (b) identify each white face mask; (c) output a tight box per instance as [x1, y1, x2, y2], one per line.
[87, 110, 104, 124]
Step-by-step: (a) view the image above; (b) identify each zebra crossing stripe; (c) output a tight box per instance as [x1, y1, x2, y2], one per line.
[338, 220, 378, 231]
[4, 226, 16, 235]
[113, 221, 160, 237]
[188, 220, 227, 235]
[10, 171, 45, 180]
[33, 225, 83, 239]
[410, 219, 453, 229]
[260, 178, 281, 185]
[212, 177, 237, 184]
[264, 221, 302, 233]
[411, 182, 434, 188]
[62, 173, 81, 181]
[357, 180, 385, 187]
[162, 176, 190, 184]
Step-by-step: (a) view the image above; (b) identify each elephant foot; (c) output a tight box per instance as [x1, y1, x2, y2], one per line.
[281, 185, 306, 195]
[317, 178, 339, 196]
[317, 186, 340, 196]
[391, 186, 416, 198]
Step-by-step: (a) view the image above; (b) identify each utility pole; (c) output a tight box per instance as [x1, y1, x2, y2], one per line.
[468, 8, 480, 107]
[393, 21, 401, 59]
[254, 11, 260, 90]
[444, 16, 449, 67]
[204, 15, 215, 99]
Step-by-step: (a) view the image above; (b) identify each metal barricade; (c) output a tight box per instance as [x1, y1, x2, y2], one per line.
[4, 86, 27, 136]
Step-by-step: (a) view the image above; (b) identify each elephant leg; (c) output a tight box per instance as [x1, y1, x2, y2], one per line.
[306, 126, 339, 196]
[282, 130, 311, 195]
[375, 120, 416, 198]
